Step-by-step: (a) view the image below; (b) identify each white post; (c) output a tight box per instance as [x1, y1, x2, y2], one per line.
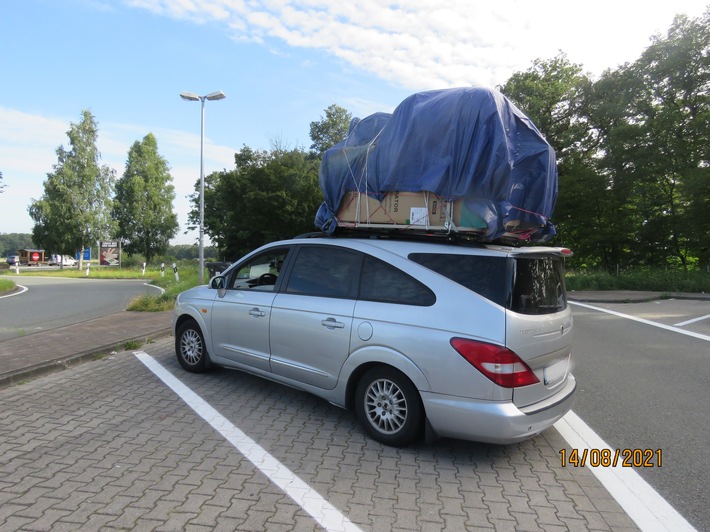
[142, 262, 146, 276]
[14, 262, 19, 274]
[85, 262, 90, 276]
[173, 262, 179, 282]
[161, 263, 165, 277]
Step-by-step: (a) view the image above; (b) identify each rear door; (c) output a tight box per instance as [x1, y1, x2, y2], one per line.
[269, 245, 358, 389]
[504, 253, 574, 408]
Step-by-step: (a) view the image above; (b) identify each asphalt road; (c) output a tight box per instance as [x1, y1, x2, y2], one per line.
[0, 276, 162, 341]
[568, 298, 710, 530]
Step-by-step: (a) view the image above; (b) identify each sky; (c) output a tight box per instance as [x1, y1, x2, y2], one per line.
[1, 0, 708, 248]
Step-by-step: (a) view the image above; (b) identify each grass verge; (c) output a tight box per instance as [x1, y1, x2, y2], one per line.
[126, 266, 203, 311]
[0, 278, 16, 294]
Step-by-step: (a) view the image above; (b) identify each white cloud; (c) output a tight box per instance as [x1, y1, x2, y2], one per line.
[124, 0, 708, 88]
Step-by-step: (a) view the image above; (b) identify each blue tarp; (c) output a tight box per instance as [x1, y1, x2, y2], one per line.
[314, 87, 558, 241]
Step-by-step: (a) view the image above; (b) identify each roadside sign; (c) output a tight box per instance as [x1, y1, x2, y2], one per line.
[100, 241, 120, 266]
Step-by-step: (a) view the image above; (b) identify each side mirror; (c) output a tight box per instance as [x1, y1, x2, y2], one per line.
[210, 275, 225, 290]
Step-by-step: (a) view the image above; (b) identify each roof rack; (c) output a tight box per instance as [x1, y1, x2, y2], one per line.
[293, 227, 527, 247]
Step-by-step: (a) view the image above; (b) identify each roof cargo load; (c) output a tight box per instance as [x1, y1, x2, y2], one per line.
[315, 87, 558, 242]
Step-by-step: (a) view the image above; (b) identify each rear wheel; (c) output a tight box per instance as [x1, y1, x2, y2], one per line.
[355, 367, 423, 446]
[175, 320, 208, 373]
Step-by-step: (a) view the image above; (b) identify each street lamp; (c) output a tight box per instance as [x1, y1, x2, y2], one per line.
[180, 90, 226, 285]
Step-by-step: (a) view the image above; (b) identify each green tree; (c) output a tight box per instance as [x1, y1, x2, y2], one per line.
[309, 104, 352, 156]
[0, 233, 34, 257]
[113, 133, 179, 262]
[593, 11, 710, 270]
[190, 146, 322, 259]
[29, 110, 115, 264]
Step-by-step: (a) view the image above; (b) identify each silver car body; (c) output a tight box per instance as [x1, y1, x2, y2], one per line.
[173, 236, 575, 444]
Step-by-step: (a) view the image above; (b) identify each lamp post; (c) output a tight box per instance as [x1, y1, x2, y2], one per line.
[180, 90, 226, 285]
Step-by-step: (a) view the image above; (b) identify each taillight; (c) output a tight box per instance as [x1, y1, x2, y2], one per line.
[450, 338, 539, 388]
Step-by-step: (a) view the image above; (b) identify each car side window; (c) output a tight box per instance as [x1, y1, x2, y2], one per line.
[229, 249, 289, 291]
[359, 256, 435, 306]
[285, 246, 360, 298]
[409, 253, 507, 307]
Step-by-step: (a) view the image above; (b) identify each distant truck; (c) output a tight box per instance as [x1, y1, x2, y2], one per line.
[18, 249, 47, 266]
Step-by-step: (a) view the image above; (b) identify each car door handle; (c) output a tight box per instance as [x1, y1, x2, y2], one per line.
[249, 308, 266, 318]
[321, 318, 345, 329]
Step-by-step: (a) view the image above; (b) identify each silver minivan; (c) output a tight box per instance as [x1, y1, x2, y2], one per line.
[173, 234, 575, 446]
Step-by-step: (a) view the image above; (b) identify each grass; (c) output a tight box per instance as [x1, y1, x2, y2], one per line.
[124, 340, 143, 350]
[0, 278, 15, 294]
[126, 265, 203, 312]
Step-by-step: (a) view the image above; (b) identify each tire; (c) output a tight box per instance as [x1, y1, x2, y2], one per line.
[355, 366, 423, 446]
[175, 320, 209, 373]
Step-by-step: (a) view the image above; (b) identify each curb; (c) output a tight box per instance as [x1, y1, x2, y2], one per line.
[0, 327, 172, 390]
[567, 291, 710, 304]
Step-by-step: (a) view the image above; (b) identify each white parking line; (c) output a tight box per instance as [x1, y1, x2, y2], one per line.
[133, 351, 363, 532]
[569, 301, 710, 343]
[674, 314, 710, 327]
[555, 411, 696, 532]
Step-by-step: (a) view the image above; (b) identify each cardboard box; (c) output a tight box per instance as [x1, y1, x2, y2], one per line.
[336, 191, 488, 231]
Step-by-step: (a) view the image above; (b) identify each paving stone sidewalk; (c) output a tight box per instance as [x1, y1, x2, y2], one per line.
[0, 337, 641, 531]
[0, 310, 172, 389]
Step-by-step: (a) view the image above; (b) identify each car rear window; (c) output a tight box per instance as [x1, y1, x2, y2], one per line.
[409, 253, 567, 314]
[511, 257, 567, 314]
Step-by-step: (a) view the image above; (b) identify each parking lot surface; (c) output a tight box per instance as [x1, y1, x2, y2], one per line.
[0, 336, 640, 531]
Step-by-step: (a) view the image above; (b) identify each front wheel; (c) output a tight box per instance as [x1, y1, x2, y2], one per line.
[175, 320, 209, 373]
[355, 367, 423, 446]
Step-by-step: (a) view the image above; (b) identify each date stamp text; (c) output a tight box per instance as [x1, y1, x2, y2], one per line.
[560, 448, 662, 468]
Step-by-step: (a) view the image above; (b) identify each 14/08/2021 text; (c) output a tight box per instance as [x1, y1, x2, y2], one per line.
[560, 448, 662, 468]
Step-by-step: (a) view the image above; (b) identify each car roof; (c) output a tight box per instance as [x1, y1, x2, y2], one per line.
[280, 233, 571, 259]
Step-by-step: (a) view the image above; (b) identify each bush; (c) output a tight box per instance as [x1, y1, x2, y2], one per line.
[565, 269, 710, 293]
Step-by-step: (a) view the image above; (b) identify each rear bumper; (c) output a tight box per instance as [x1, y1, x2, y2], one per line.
[421, 375, 576, 444]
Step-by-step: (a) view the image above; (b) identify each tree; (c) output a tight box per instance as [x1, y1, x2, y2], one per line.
[0, 233, 34, 257]
[592, 11, 710, 270]
[190, 146, 322, 259]
[29, 110, 115, 264]
[113, 133, 179, 262]
[0, 171, 5, 193]
[309, 104, 352, 157]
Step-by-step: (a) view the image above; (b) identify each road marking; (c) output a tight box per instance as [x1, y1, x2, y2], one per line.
[144, 282, 165, 294]
[674, 314, 710, 327]
[0, 284, 28, 299]
[555, 411, 696, 532]
[569, 301, 710, 342]
[133, 351, 362, 532]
